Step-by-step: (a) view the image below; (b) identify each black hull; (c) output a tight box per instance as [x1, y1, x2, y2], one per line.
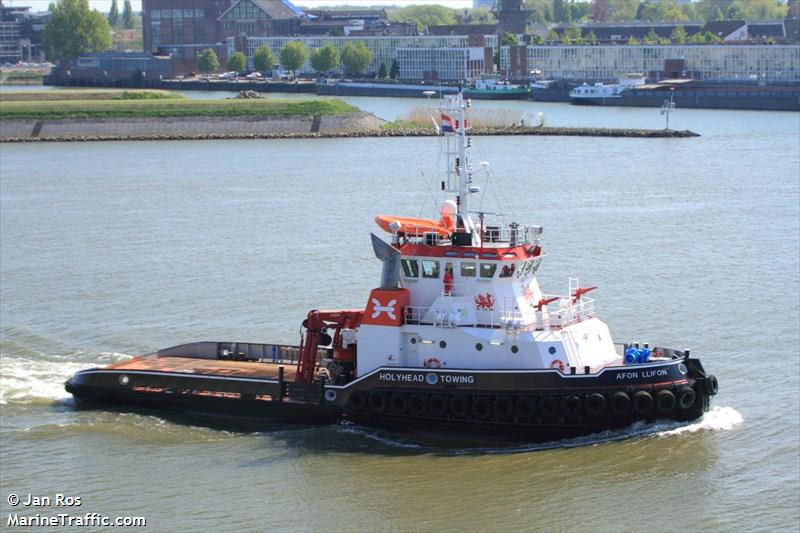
[65, 357, 717, 446]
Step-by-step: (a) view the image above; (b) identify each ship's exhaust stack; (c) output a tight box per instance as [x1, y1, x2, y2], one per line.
[371, 233, 400, 289]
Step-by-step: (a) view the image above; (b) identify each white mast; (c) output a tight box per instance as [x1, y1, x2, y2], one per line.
[441, 90, 476, 244]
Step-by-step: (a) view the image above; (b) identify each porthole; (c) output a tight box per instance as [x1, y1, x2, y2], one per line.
[511, 345, 519, 354]
[119, 375, 130, 386]
[476, 343, 483, 351]
[548, 346, 557, 355]
[410, 337, 417, 344]
[439, 340, 447, 349]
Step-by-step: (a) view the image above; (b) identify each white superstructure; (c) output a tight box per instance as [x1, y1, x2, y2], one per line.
[356, 91, 620, 378]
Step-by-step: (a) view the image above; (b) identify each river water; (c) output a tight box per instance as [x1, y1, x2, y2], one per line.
[1, 92, 798, 531]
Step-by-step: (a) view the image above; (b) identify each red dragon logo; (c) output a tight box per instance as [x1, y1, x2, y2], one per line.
[474, 293, 495, 311]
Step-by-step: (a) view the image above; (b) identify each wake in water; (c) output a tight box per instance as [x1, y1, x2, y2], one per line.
[0, 329, 132, 405]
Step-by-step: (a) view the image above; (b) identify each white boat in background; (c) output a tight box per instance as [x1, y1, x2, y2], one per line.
[569, 73, 646, 104]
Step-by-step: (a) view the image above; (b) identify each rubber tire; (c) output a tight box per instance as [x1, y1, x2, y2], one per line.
[388, 393, 408, 415]
[515, 396, 536, 423]
[470, 396, 491, 420]
[655, 389, 676, 415]
[585, 393, 607, 417]
[348, 391, 367, 412]
[633, 390, 654, 416]
[448, 395, 470, 418]
[408, 393, 428, 416]
[561, 395, 582, 418]
[368, 391, 388, 413]
[610, 391, 631, 416]
[705, 375, 719, 396]
[493, 395, 514, 421]
[678, 386, 696, 410]
[428, 394, 448, 417]
[539, 395, 559, 418]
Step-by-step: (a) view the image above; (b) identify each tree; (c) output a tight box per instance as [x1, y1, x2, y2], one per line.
[530, 34, 545, 45]
[465, 7, 496, 24]
[500, 31, 519, 46]
[627, 36, 640, 45]
[671, 25, 687, 44]
[645, 27, 660, 44]
[309, 44, 339, 75]
[524, 0, 553, 24]
[708, 5, 724, 21]
[108, 0, 119, 27]
[546, 28, 560, 42]
[377, 62, 387, 79]
[586, 30, 598, 45]
[122, 0, 133, 29]
[790, 0, 800, 19]
[253, 44, 276, 74]
[43, 0, 112, 61]
[197, 48, 219, 76]
[553, 0, 571, 22]
[280, 41, 308, 78]
[389, 59, 399, 79]
[564, 23, 582, 43]
[387, 5, 456, 33]
[726, 1, 746, 19]
[341, 41, 372, 76]
[226, 51, 246, 73]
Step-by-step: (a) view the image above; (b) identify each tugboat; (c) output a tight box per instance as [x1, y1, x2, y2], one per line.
[66, 91, 718, 444]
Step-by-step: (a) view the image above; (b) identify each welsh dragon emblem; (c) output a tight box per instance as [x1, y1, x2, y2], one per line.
[474, 293, 495, 311]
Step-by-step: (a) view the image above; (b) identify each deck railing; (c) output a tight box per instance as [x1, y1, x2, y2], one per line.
[403, 296, 595, 331]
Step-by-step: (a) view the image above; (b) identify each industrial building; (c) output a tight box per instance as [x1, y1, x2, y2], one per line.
[501, 44, 800, 83]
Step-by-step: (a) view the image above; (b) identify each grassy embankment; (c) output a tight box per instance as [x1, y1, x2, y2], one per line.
[0, 90, 359, 120]
[0, 70, 46, 85]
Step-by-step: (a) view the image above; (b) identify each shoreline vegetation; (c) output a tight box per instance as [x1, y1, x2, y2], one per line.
[0, 91, 358, 120]
[0, 89, 699, 141]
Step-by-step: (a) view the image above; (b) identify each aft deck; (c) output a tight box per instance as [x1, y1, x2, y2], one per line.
[109, 356, 299, 381]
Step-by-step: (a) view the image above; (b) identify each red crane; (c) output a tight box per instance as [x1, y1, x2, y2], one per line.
[534, 296, 559, 311]
[297, 309, 363, 383]
[571, 286, 597, 303]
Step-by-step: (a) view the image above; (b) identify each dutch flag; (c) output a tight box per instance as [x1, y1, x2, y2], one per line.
[441, 113, 455, 132]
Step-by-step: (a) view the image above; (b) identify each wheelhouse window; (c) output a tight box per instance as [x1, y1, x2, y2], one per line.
[499, 263, 516, 278]
[480, 262, 497, 278]
[401, 259, 419, 278]
[421, 260, 440, 279]
[460, 262, 476, 277]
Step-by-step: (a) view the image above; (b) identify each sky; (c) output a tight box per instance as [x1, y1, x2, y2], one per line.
[4, 0, 475, 13]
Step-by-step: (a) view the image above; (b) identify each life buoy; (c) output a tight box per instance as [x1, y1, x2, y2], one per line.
[550, 359, 566, 372]
[425, 357, 441, 369]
